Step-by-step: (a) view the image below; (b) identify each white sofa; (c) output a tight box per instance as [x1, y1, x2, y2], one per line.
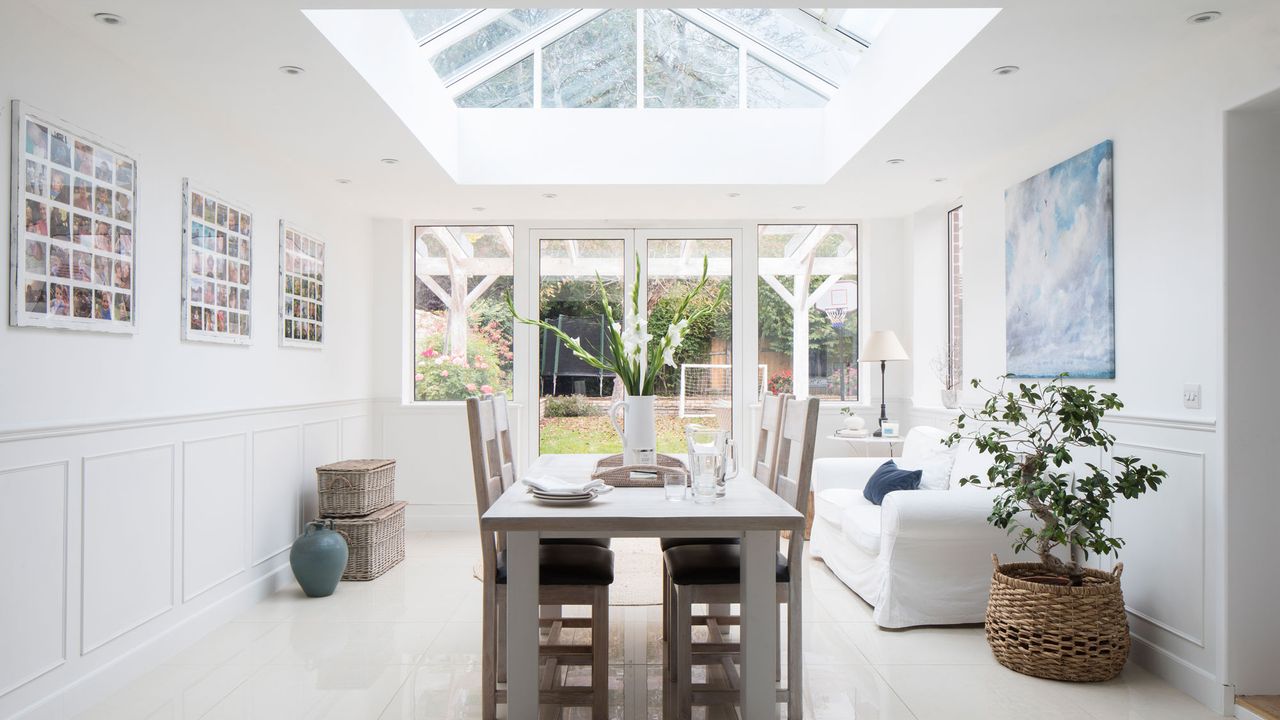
[809, 426, 1025, 628]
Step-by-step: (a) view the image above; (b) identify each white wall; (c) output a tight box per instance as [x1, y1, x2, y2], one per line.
[1224, 100, 1280, 697]
[0, 4, 377, 716]
[901, 28, 1280, 712]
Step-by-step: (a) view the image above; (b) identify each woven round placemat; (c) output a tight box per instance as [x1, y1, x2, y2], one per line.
[985, 555, 1129, 682]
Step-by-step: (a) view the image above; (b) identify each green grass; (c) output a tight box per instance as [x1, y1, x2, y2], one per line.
[538, 416, 690, 455]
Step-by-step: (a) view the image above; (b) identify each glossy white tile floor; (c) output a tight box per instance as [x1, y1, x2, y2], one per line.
[78, 532, 1222, 720]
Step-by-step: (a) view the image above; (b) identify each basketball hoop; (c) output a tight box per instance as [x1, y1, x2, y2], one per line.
[822, 306, 848, 328]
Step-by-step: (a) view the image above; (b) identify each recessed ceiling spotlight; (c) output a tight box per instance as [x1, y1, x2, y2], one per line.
[279, 65, 306, 76]
[1186, 10, 1221, 24]
[335, 178, 351, 184]
[379, 158, 399, 165]
[992, 65, 1020, 76]
[792, 205, 806, 211]
[472, 206, 486, 212]
[542, 193, 558, 199]
[886, 158, 906, 165]
[933, 177, 948, 183]
[93, 12, 124, 25]
[727, 192, 741, 198]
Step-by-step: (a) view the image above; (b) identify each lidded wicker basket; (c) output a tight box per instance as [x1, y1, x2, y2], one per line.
[328, 501, 406, 581]
[316, 459, 395, 517]
[985, 555, 1130, 682]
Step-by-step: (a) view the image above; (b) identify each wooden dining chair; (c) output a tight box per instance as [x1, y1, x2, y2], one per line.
[662, 397, 820, 720]
[466, 396, 614, 720]
[660, 391, 792, 642]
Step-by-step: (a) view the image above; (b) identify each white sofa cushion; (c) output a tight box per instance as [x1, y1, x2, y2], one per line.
[896, 427, 957, 491]
[815, 488, 863, 529]
[948, 442, 994, 491]
[840, 503, 883, 555]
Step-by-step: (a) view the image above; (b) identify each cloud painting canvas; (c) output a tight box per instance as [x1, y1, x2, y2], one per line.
[1005, 140, 1115, 378]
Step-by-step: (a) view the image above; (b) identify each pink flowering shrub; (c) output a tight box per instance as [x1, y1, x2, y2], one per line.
[413, 310, 512, 401]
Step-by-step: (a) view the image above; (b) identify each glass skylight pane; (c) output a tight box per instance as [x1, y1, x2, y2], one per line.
[707, 8, 851, 84]
[543, 10, 637, 109]
[402, 9, 473, 43]
[456, 55, 534, 108]
[644, 10, 738, 108]
[837, 9, 893, 43]
[746, 55, 825, 108]
[432, 9, 571, 82]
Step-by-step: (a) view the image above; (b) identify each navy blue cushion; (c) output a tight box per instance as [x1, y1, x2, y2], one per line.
[862, 460, 922, 505]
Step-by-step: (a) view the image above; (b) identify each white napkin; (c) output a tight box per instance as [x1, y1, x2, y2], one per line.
[522, 475, 610, 496]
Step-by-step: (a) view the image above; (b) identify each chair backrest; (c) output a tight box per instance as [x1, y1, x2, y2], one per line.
[773, 397, 820, 571]
[492, 393, 517, 490]
[466, 396, 506, 558]
[755, 392, 791, 491]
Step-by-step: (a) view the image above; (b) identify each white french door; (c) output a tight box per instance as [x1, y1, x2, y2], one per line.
[520, 228, 743, 465]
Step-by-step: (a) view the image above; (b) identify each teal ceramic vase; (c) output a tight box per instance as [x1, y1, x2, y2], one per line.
[290, 520, 348, 597]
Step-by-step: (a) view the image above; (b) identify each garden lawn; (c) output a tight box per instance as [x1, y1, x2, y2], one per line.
[539, 415, 690, 455]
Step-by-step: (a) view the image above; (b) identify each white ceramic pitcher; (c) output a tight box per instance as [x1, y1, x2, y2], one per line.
[609, 395, 657, 466]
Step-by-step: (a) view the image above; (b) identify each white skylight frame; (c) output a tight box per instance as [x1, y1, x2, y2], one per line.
[411, 8, 871, 108]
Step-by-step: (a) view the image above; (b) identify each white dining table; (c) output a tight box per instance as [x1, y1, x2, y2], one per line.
[480, 454, 804, 720]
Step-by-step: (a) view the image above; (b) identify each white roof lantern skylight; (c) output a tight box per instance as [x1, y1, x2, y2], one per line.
[310, 7, 999, 185]
[402, 8, 886, 109]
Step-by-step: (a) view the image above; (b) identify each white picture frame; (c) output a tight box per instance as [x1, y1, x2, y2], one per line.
[278, 221, 325, 348]
[180, 179, 254, 344]
[10, 100, 138, 332]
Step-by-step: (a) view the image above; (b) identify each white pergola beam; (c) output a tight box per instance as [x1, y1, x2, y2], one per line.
[805, 274, 846, 310]
[465, 274, 501, 306]
[760, 275, 796, 308]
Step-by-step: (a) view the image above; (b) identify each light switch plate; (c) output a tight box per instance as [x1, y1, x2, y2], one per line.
[1183, 384, 1202, 409]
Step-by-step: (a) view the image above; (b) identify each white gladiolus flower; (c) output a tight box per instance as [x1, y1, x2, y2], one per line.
[665, 319, 689, 350]
[619, 315, 651, 360]
[662, 345, 677, 367]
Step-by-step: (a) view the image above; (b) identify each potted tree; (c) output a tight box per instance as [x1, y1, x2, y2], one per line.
[946, 374, 1166, 682]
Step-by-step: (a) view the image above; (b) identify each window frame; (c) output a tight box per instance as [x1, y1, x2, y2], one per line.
[755, 223, 861, 404]
[946, 205, 964, 390]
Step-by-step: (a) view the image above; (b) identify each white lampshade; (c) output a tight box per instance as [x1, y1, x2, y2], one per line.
[862, 330, 909, 362]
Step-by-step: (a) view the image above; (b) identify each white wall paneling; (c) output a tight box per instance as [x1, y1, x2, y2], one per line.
[182, 434, 248, 602]
[339, 414, 373, 459]
[302, 421, 340, 523]
[0, 400, 374, 719]
[0, 462, 68, 696]
[250, 426, 303, 567]
[80, 445, 176, 654]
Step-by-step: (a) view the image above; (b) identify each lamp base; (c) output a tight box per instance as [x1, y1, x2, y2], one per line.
[872, 429, 884, 437]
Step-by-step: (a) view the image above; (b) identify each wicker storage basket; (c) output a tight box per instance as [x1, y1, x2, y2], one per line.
[591, 453, 687, 487]
[985, 556, 1129, 682]
[328, 501, 406, 581]
[317, 459, 395, 517]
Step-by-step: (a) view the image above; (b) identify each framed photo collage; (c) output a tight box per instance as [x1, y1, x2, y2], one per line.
[9, 100, 330, 350]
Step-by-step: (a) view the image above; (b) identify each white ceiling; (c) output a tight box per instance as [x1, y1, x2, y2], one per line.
[21, 0, 1280, 221]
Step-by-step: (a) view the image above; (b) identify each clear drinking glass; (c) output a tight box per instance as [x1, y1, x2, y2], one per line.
[664, 470, 687, 502]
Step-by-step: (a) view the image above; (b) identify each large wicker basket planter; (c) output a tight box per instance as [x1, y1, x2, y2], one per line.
[986, 556, 1129, 682]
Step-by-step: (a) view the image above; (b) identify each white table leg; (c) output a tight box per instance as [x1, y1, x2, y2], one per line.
[740, 530, 779, 719]
[506, 531, 539, 720]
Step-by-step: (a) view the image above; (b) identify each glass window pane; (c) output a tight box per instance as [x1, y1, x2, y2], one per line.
[543, 10, 637, 108]
[539, 238, 626, 455]
[747, 55, 825, 108]
[644, 10, 738, 109]
[432, 9, 571, 82]
[947, 206, 964, 390]
[757, 224, 859, 400]
[413, 226, 514, 401]
[456, 55, 534, 108]
[707, 8, 851, 84]
[402, 9, 474, 43]
[647, 238, 734, 447]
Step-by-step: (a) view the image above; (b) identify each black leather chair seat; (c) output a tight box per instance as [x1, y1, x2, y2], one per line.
[542, 538, 611, 548]
[496, 544, 614, 586]
[659, 537, 738, 552]
[663, 543, 788, 586]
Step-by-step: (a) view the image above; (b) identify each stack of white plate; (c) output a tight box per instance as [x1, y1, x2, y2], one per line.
[528, 488, 601, 506]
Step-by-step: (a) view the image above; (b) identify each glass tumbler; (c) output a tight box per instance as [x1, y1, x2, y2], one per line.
[664, 470, 687, 502]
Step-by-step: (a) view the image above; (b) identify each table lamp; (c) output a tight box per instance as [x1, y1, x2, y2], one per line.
[861, 330, 908, 436]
